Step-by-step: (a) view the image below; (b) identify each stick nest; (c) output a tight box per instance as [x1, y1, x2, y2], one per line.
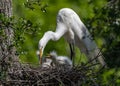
[0, 61, 102, 86]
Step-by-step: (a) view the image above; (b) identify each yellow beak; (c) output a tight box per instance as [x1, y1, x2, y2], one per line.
[39, 48, 43, 64]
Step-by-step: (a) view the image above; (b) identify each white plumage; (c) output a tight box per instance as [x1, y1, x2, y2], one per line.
[49, 51, 72, 67]
[38, 8, 106, 67]
[41, 57, 53, 68]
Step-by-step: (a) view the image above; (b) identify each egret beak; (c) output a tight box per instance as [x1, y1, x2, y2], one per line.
[39, 48, 43, 64]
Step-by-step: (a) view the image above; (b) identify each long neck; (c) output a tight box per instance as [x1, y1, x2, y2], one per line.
[40, 31, 54, 50]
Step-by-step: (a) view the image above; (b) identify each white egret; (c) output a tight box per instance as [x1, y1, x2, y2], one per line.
[38, 8, 106, 67]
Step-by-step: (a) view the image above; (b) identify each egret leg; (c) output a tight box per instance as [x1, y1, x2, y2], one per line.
[69, 42, 75, 65]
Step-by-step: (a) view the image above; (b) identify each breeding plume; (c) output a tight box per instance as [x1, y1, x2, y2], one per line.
[38, 8, 106, 67]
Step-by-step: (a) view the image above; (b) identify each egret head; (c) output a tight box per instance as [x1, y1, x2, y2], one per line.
[39, 34, 50, 64]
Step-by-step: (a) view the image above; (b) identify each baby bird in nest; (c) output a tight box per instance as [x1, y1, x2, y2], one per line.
[37, 51, 72, 68]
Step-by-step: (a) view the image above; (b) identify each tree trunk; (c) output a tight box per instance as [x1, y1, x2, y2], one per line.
[0, 0, 12, 17]
[0, 0, 19, 81]
[0, 0, 19, 61]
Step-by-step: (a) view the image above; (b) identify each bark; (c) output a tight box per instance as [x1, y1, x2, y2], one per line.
[0, 0, 19, 61]
[0, 0, 19, 81]
[0, 0, 12, 17]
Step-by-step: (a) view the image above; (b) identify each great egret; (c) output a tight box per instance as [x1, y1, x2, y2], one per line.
[38, 8, 106, 67]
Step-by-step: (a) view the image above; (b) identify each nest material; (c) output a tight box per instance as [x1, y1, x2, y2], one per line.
[0, 61, 102, 86]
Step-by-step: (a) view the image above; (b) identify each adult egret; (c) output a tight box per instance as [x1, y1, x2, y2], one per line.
[38, 8, 106, 67]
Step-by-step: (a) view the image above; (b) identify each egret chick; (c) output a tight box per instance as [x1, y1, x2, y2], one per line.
[37, 50, 72, 68]
[41, 57, 53, 68]
[48, 51, 73, 68]
[36, 50, 53, 68]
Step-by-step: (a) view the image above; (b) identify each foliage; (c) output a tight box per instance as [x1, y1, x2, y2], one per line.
[86, 0, 120, 67]
[0, 13, 40, 63]
[13, 18, 41, 62]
